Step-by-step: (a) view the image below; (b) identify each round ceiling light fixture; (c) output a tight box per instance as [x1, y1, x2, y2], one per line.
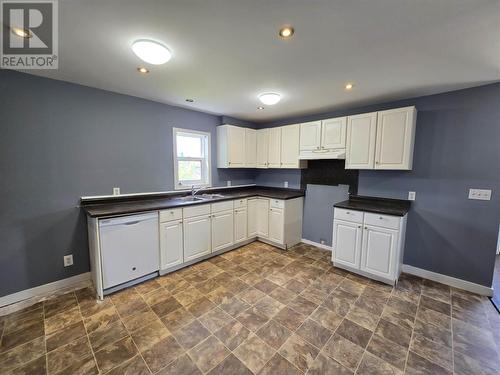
[131, 39, 172, 65]
[258, 92, 281, 106]
[257, 106, 265, 110]
[345, 83, 354, 90]
[137, 67, 149, 74]
[279, 26, 294, 39]
[11, 26, 32, 38]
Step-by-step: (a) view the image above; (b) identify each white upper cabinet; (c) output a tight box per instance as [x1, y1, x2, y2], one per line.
[281, 124, 303, 168]
[299, 121, 322, 151]
[245, 128, 257, 168]
[346, 112, 378, 169]
[375, 106, 416, 170]
[346, 107, 416, 170]
[256, 129, 269, 168]
[217, 125, 245, 168]
[299, 117, 347, 160]
[267, 127, 282, 168]
[322, 117, 347, 150]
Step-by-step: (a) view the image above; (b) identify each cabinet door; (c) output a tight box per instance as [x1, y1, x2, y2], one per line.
[247, 199, 258, 237]
[360, 225, 397, 280]
[333, 219, 362, 269]
[299, 121, 322, 151]
[256, 198, 269, 237]
[228, 126, 246, 167]
[160, 220, 183, 270]
[212, 210, 234, 252]
[256, 129, 269, 168]
[269, 207, 284, 244]
[375, 107, 416, 170]
[346, 112, 377, 169]
[322, 117, 347, 150]
[183, 215, 211, 262]
[267, 127, 282, 168]
[245, 128, 257, 168]
[234, 208, 248, 243]
[281, 124, 301, 168]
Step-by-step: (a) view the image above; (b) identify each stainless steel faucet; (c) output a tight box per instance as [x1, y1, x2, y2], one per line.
[191, 185, 203, 197]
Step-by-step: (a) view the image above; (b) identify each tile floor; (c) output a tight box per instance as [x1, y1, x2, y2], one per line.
[1, 241, 499, 374]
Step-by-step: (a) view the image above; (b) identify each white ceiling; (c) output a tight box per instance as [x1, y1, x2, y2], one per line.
[22, 0, 500, 122]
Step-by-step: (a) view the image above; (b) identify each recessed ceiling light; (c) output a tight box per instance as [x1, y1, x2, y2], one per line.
[257, 106, 265, 110]
[132, 39, 172, 65]
[185, 98, 194, 103]
[11, 26, 32, 38]
[137, 67, 149, 74]
[345, 83, 354, 90]
[258, 93, 281, 106]
[279, 26, 294, 39]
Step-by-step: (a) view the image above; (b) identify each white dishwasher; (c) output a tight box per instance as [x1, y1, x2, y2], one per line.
[99, 212, 159, 289]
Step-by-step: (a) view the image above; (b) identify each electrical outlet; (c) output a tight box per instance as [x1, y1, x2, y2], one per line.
[227, 180, 231, 187]
[284, 181, 289, 188]
[63, 254, 74, 267]
[112, 187, 120, 195]
[408, 191, 416, 201]
[468, 189, 492, 200]
[320, 239, 326, 245]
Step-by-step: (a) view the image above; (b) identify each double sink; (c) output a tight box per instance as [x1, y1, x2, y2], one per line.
[174, 193, 226, 202]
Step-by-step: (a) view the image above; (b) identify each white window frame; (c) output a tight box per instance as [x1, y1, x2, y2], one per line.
[173, 127, 212, 190]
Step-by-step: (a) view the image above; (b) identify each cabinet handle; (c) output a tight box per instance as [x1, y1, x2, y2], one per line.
[364, 226, 368, 230]
[346, 211, 350, 214]
[358, 225, 361, 228]
[379, 216, 383, 220]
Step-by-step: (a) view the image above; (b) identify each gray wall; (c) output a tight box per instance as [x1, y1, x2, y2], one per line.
[0, 71, 254, 297]
[260, 83, 500, 287]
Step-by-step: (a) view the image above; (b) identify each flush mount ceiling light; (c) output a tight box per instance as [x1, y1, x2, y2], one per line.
[279, 26, 294, 39]
[137, 67, 149, 74]
[258, 93, 281, 106]
[345, 83, 354, 90]
[11, 26, 32, 38]
[131, 39, 172, 65]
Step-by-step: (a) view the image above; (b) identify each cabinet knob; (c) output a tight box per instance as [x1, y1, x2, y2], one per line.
[364, 226, 368, 230]
[379, 216, 383, 219]
[376, 161, 379, 164]
[228, 162, 231, 165]
[132, 267, 136, 271]
[357, 225, 361, 228]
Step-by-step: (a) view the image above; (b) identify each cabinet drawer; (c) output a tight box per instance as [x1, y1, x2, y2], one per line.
[334, 208, 363, 223]
[364, 213, 400, 230]
[233, 198, 247, 209]
[159, 208, 182, 222]
[183, 204, 210, 219]
[270, 199, 284, 209]
[211, 200, 234, 213]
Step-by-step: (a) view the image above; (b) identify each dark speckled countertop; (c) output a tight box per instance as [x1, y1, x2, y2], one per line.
[81, 186, 305, 218]
[334, 195, 411, 216]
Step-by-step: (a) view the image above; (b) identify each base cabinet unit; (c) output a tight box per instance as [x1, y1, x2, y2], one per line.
[332, 208, 407, 284]
[183, 214, 211, 262]
[159, 209, 184, 271]
[211, 209, 234, 252]
[269, 206, 284, 244]
[256, 198, 270, 238]
[247, 198, 258, 237]
[234, 200, 248, 243]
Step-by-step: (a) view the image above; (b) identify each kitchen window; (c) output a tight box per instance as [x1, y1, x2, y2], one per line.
[173, 128, 211, 189]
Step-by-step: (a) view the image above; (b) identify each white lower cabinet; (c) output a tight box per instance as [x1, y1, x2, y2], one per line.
[212, 209, 234, 252]
[159, 219, 184, 270]
[256, 198, 270, 237]
[360, 225, 397, 279]
[333, 208, 407, 284]
[269, 207, 284, 244]
[183, 214, 211, 262]
[332, 219, 362, 269]
[247, 198, 258, 237]
[234, 207, 248, 243]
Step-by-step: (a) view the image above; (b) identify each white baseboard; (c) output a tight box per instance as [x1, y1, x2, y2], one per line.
[402, 264, 493, 297]
[0, 272, 92, 315]
[301, 238, 333, 252]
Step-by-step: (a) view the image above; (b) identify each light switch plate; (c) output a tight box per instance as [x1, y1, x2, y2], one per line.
[468, 189, 491, 200]
[284, 181, 289, 188]
[63, 254, 73, 267]
[227, 180, 231, 187]
[408, 191, 416, 201]
[112, 187, 120, 195]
